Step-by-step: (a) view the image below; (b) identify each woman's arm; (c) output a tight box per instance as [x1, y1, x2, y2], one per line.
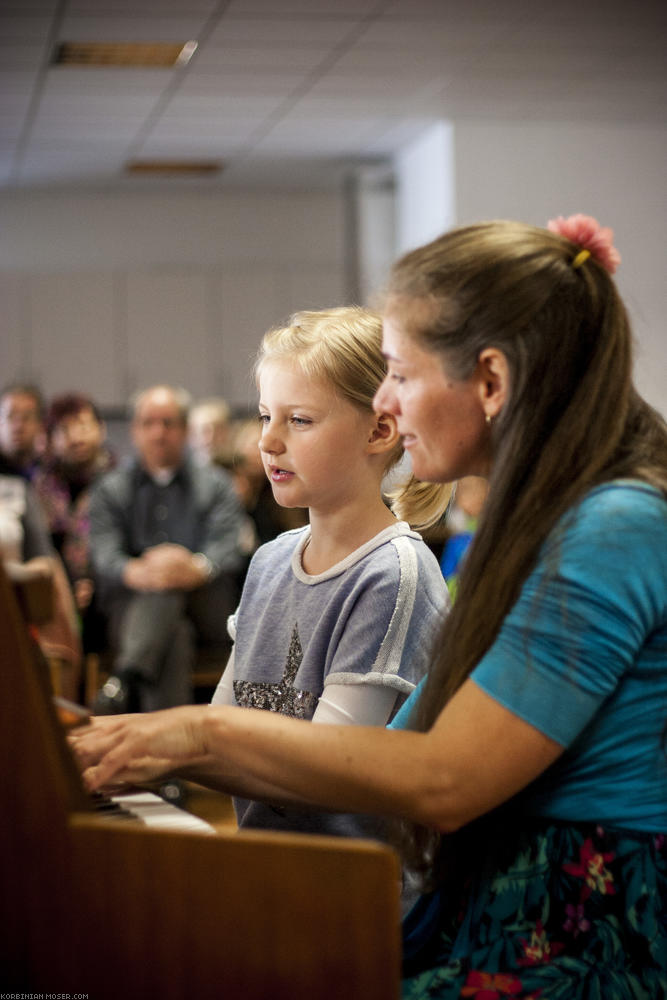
[74, 487, 661, 830]
[201, 679, 562, 831]
[71, 678, 562, 832]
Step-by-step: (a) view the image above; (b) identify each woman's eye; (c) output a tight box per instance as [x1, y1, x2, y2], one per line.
[291, 416, 311, 427]
[390, 373, 406, 384]
[258, 413, 269, 424]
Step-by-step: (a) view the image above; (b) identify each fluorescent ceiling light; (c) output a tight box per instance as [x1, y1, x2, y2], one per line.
[53, 40, 198, 68]
[125, 160, 222, 175]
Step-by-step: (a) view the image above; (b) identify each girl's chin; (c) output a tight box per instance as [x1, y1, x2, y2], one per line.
[269, 486, 304, 509]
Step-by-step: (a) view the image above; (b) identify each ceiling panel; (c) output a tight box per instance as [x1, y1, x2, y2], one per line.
[177, 70, 306, 96]
[0, 15, 55, 43]
[205, 17, 366, 46]
[0, 0, 663, 191]
[44, 67, 173, 95]
[66, 1, 218, 12]
[58, 16, 212, 41]
[224, 0, 380, 13]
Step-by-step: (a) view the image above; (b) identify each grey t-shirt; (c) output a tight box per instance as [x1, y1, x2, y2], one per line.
[213, 520, 449, 839]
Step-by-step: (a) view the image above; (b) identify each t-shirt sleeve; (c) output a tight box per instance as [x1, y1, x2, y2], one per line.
[472, 485, 667, 747]
[324, 537, 447, 695]
[314, 682, 399, 725]
[210, 646, 235, 706]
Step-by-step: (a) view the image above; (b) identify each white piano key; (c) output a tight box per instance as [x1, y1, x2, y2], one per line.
[109, 789, 217, 834]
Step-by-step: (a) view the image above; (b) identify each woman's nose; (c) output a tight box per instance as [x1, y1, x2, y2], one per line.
[373, 376, 396, 415]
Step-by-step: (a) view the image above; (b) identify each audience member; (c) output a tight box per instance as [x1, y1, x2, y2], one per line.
[89, 384, 244, 713]
[188, 396, 232, 467]
[439, 476, 488, 599]
[0, 383, 46, 478]
[0, 457, 81, 699]
[31, 394, 114, 651]
[73, 216, 666, 997]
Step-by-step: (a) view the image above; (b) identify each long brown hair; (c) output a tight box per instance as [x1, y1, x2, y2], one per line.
[387, 220, 667, 880]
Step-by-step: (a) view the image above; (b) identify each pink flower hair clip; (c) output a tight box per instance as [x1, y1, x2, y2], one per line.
[547, 213, 621, 274]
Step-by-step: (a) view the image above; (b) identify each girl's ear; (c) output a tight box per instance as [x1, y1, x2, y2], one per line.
[367, 412, 400, 453]
[476, 348, 509, 420]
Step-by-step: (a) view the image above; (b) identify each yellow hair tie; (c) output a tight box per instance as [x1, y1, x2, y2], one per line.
[572, 248, 591, 269]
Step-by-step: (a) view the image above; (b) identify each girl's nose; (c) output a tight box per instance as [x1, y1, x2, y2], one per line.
[259, 423, 284, 454]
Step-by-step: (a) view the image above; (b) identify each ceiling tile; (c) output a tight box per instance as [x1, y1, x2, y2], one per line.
[0, 0, 664, 191]
[207, 17, 364, 47]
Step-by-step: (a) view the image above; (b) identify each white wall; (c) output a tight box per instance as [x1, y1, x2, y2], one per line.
[0, 188, 347, 413]
[1, 118, 664, 419]
[352, 166, 396, 307]
[454, 120, 667, 417]
[390, 118, 665, 417]
[394, 121, 456, 256]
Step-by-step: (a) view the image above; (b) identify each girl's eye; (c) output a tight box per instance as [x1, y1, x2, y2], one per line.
[390, 372, 406, 384]
[291, 416, 311, 427]
[258, 413, 269, 424]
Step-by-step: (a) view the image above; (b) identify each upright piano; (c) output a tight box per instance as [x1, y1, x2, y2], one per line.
[0, 563, 400, 999]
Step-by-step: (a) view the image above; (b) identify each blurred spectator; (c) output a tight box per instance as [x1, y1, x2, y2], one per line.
[189, 396, 232, 467]
[31, 393, 115, 651]
[0, 457, 81, 699]
[89, 385, 244, 713]
[0, 383, 46, 478]
[440, 476, 489, 599]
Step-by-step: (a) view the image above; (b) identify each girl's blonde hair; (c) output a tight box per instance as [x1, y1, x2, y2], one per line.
[256, 305, 451, 529]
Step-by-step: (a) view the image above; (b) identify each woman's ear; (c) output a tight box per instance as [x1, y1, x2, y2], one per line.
[476, 348, 509, 420]
[367, 412, 400, 453]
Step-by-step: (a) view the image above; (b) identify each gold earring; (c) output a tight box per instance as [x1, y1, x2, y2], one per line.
[485, 413, 492, 426]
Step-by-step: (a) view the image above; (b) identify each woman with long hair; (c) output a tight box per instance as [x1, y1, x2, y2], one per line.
[72, 215, 667, 997]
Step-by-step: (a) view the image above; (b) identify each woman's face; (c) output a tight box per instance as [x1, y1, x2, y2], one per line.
[374, 314, 491, 483]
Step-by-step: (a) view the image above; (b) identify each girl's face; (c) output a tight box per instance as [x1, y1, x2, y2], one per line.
[374, 314, 491, 483]
[257, 359, 376, 513]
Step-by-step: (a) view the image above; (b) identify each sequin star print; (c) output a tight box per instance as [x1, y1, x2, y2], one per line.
[233, 622, 318, 719]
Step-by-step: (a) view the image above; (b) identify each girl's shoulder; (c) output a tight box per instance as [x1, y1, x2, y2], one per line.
[250, 525, 310, 565]
[342, 522, 448, 596]
[332, 521, 441, 575]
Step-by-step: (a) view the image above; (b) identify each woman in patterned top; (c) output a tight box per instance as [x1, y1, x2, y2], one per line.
[72, 217, 667, 999]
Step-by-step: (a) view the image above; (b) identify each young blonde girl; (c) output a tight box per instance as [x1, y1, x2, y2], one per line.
[209, 306, 451, 838]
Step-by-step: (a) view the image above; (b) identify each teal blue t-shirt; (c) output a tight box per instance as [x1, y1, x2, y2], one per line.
[393, 481, 667, 832]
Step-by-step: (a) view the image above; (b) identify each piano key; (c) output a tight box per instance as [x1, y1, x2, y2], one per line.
[109, 789, 217, 834]
[89, 790, 133, 818]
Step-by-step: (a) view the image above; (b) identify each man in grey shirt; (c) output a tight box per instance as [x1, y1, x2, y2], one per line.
[89, 384, 244, 713]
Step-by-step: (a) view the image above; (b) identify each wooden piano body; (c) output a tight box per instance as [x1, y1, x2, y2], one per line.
[0, 564, 401, 998]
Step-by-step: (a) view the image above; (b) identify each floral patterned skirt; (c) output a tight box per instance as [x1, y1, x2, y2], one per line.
[401, 821, 666, 999]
